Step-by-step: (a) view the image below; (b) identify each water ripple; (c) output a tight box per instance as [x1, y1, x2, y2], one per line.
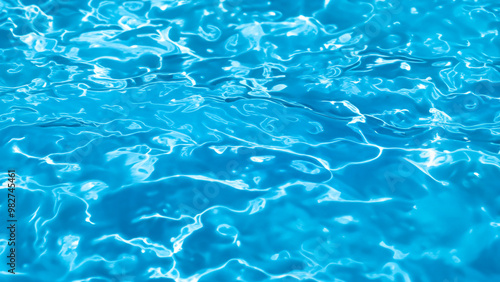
[1, 0, 500, 281]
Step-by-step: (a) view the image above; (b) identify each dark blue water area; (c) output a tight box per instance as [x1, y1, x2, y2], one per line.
[1, 0, 500, 281]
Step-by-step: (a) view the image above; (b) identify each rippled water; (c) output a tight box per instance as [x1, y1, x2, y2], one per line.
[1, 0, 500, 281]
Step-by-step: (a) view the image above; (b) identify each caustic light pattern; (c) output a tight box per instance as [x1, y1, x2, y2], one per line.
[1, 0, 500, 281]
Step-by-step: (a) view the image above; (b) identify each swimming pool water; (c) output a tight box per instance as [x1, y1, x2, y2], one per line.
[1, 0, 500, 281]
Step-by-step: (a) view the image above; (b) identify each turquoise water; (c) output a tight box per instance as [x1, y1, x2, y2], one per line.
[1, 0, 500, 281]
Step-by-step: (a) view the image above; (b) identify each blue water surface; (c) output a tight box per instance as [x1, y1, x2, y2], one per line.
[1, 0, 500, 281]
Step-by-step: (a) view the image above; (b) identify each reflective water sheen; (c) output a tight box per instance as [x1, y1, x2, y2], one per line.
[1, 0, 500, 281]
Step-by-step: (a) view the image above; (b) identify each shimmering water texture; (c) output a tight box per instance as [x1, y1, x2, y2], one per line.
[1, 0, 500, 281]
